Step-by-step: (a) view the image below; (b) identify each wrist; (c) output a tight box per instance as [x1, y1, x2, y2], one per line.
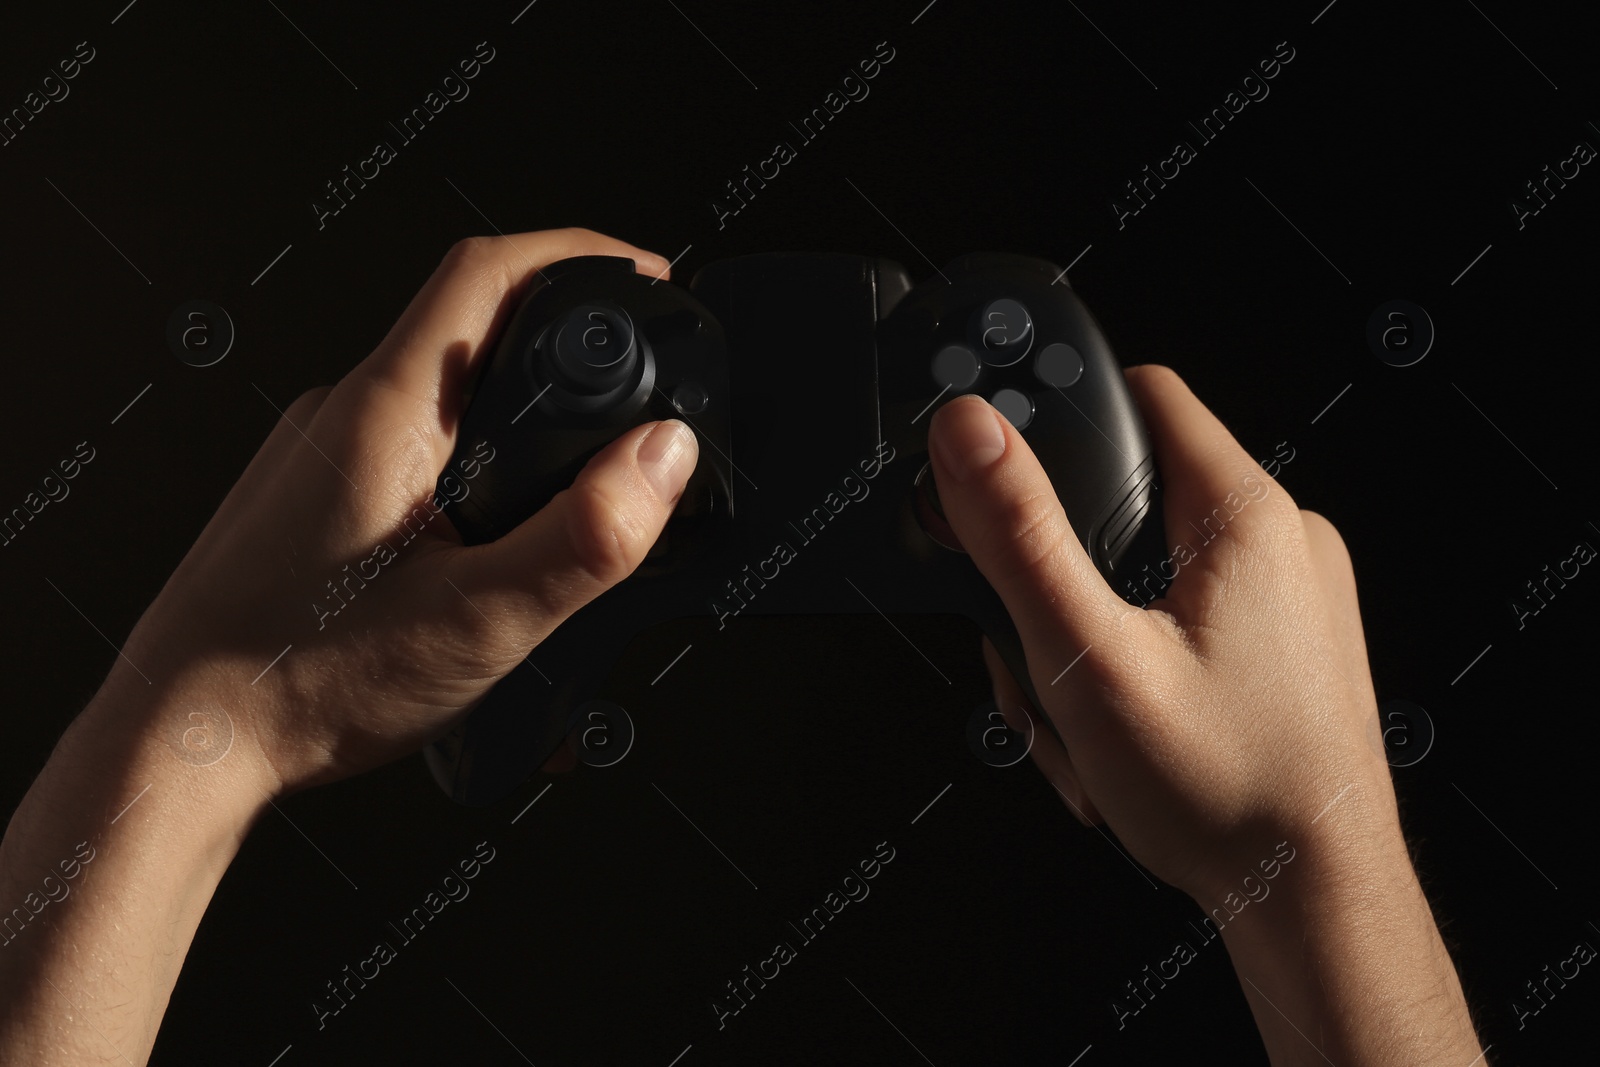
[1186, 750, 1404, 915]
[28, 673, 281, 876]
[0, 678, 272, 1063]
[87, 662, 287, 809]
[1205, 791, 1483, 1065]
[1209, 811, 1418, 958]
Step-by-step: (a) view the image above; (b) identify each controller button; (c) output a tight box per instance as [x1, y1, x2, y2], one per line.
[975, 298, 1033, 366]
[671, 381, 709, 415]
[931, 343, 981, 390]
[990, 388, 1034, 430]
[1034, 342, 1084, 388]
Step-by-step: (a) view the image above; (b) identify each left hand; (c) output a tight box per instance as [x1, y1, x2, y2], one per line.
[99, 228, 698, 797]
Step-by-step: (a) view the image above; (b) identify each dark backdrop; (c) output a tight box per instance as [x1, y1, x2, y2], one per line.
[2, 1, 1595, 1063]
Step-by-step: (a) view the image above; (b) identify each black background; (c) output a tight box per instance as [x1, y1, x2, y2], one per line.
[2, 1, 1596, 1064]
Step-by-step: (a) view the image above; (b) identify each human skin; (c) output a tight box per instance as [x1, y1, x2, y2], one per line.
[931, 380, 1486, 1065]
[0, 229, 696, 1063]
[0, 229, 1483, 1064]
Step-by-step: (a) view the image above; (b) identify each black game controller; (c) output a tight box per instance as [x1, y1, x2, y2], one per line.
[426, 252, 1166, 805]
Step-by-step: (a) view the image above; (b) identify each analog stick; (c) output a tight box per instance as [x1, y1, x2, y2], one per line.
[538, 302, 643, 413]
[551, 303, 636, 391]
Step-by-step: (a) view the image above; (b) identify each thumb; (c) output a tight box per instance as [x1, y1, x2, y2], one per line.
[927, 395, 1139, 682]
[444, 419, 698, 655]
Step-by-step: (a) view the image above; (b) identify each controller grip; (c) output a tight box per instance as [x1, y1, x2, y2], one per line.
[424, 615, 614, 805]
[977, 606, 1044, 716]
[424, 658, 574, 805]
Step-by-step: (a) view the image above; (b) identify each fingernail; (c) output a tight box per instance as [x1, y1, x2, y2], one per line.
[637, 420, 698, 501]
[930, 395, 1007, 482]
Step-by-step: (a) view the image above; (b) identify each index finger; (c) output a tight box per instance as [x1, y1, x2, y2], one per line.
[1123, 365, 1304, 611]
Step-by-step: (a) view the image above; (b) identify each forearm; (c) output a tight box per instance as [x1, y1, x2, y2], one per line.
[0, 681, 265, 1065]
[1214, 803, 1484, 1066]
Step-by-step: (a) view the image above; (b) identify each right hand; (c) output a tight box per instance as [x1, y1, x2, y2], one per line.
[928, 367, 1396, 905]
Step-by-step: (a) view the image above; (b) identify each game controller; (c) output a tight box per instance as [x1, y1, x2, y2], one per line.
[426, 252, 1167, 805]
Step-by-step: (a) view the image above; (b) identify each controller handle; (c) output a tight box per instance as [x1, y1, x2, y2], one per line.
[882, 253, 1168, 714]
[424, 256, 733, 804]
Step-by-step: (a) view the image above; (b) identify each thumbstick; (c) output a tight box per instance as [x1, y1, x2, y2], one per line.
[549, 302, 637, 394]
[534, 301, 651, 416]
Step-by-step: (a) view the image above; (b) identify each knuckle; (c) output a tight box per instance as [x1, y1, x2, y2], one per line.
[1254, 483, 1305, 536]
[284, 385, 334, 423]
[441, 235, 494, 271]
[563, 479, 652, 588]
[439, 235, 518, 301]
[1299, 508, 1353, 562]
[1226, 467, 1300, 545]
[1298, 507, 1338, 540]
[1127, 363, 1183, 394]
[1134, 363, 1181, 386]
[987, 488, 1074, 585]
